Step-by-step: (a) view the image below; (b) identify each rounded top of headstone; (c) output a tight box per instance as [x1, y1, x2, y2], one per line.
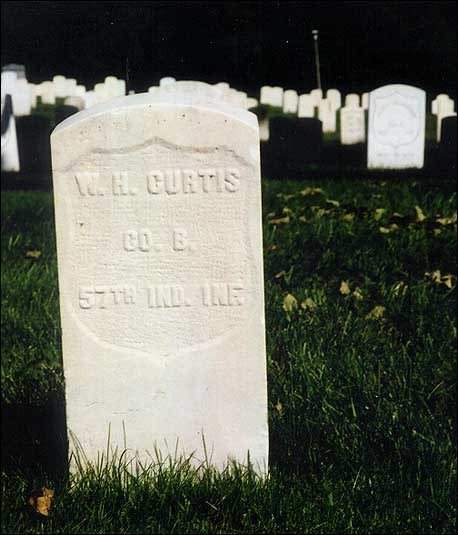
[2, 63, 26, 74]
[52, 88, 258, 135]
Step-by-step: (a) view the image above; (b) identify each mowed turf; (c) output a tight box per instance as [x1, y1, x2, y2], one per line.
[1, 177, 456, 533]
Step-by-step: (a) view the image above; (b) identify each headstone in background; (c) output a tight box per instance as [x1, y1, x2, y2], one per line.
[51, 91, 268, 475]
[55, 104, 79, 125]
[2, 63, 26, 78]
[269, 87, 283, 107]
[16, 115, 52, 177]
[75, 85, 87, 99]
[94, 82, 109, 104]
[40, 81, 56, 105]
[431, 93, 450, 116]
[29, 83, 38, 108]
[367, 84, 425, 169]
[13, 79, 32, 116]
[345, 93, 360, 108]
[65, 78, 77, 97]
[283, 89, 298, 114]
[298, 94, 314, 118]
[159, 76, 176, 87]
[260, 86, 272, 105]
[53, 75, 67, 98]
[326, 88, 342, 110]
[83, 90, 97, 109]
[434, 96, 455, 141]
[318, 98, 336, 133]
[361, 92, 369, 110]
[340, 106, 365, 144]
[310, 88, 323, 107]
[1, 94, 21, 172]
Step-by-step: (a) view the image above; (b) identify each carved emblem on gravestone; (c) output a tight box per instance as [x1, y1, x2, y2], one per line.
[373, 91, 421, 147]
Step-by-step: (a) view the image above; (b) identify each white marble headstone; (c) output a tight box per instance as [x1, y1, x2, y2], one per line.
[159, 77, 176, 87]
[340, 106, 365, 144]
[326, 89, 341, 110]
[318, 98, 336, 132]
[1, 73, 20, 171]
[361, 92, 369, 110]
[298, 94, 314, 118]
[310, 88, 323, 107]
[367, 84, 425, 169]
[283, 90, 298, 114]
[345, 93, 360, 108]
[51, 91, 268, 475]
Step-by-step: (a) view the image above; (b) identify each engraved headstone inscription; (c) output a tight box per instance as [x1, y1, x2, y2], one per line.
[367, 84, 425, 169]
[51, 91, 268, 474]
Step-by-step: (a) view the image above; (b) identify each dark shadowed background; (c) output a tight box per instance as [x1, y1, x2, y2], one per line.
[1, 1, 457, 96]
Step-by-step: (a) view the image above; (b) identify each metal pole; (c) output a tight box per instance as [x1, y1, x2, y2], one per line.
[312, 29, 322, 90]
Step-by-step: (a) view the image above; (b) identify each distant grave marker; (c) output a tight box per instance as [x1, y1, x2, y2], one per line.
[51, 90, 268, 474]
[340, 106, 365, 145]
[367, 84, 425, 169]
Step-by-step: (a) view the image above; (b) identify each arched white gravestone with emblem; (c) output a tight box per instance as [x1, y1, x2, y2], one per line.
[368, 84, 425, 169]
[51, 89, 268, 475]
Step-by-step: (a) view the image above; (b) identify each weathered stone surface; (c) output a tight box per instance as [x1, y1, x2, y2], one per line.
[51, 92, 268, 474]
[367, 84, 425, 169]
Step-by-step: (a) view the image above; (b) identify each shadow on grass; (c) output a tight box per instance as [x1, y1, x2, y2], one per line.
[1, 395, 68, 480]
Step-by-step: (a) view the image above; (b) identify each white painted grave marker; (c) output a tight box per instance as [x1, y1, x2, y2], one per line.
[367, 84, 425, 169]
[318, 98, 336, 132]
[51, 91, 268, 474]
[283, 89, 298, 114]
[340, 106, 365, 144]
[298, 94, 314, 118]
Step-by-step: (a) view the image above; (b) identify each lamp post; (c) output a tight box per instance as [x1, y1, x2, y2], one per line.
[312, 29, 322, 90]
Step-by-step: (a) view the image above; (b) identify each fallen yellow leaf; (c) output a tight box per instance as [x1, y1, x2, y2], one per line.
[283, 293, 298, 312]
[415, 206, 426, 223]
[25, 250, 41, 259]
[301, 297, 317, 311]
[339, 281, 351, 295]
[353, 288, 364, 300]
[300, 187, 323, 196]
[436, 213, 457, 225]
[28, 487, 54, 517]
[268, 215, 290, 225]
[343, 213, 355, 222]
[374, 208, 386, 221]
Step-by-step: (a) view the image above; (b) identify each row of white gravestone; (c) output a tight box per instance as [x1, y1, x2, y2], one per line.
[149, 78, 259, 111]
[50, 81, 269, 475]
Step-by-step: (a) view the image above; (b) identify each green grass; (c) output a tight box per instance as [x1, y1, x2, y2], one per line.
[1, 177, 456, 533]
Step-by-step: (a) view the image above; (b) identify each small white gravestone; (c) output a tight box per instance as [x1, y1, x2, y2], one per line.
[83, 90, 97, 109]
[75, 85, 87, 99]
[340, 106, 365, 144]
[53, 75, 67, 98]
[269, 87, 283, 107]
[345, 93, 360, 108]
[283, 89, 298, 114]
[326, 89, 341, 110]
[433, 95, 455, 141]
[361, 92, 369, 110]
[40, 81, 56, 105]
[159, 77, 176, 87]
[51, 89, 268, 475]
[65, 79, 77, 97]
[1, 72, 20, 171]
[29, 83, 38, 108]
[298, 94, 314, 118]
[260, 86, 272, 105]
[318, 98, 336, 133]
[310, 88, 323, 107]
[367, 84, 425, 169]
[259, 116, 269, 141]
[94, 82, 109, 104]
[13, 78, 32, 116]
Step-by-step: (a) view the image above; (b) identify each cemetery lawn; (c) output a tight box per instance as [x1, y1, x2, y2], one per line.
[1, 177, 456, 534]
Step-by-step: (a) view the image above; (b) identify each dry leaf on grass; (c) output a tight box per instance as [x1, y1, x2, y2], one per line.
[415, 206, 426, 223]
[283, 293, 298, 312]
[25, 250, 41, 259]
[268, 215, 290, 225]
[339, 281, 351, 295]
[301, 297, 317, 311]
[28, 487, 54, 517]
